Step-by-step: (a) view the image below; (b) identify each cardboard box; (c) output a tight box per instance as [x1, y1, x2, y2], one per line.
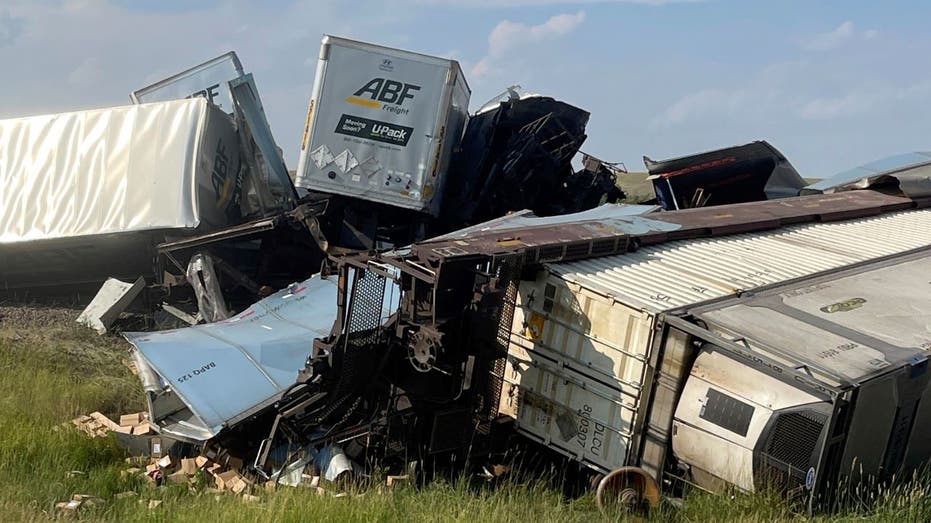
[194, 456, 209, 469]
[132, 422, 152, 436]
[88, 412, 120, 431]
[56, 500, 82, 511]
[157, 455, 176, 470]
[230, 478, 248, 494]
[120, 413, 145, 427]
[167, 470, 189, 484]
[215, 470, 240, 491]
[180, 458, 199, 476]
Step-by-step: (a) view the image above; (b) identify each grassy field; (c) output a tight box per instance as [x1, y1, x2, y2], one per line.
[1, 306, 930, 522]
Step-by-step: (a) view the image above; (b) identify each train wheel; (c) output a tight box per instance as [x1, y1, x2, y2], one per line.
[596, 467, 661, 516]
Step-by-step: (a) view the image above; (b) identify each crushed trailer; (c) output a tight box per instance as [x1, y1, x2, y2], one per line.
[644, 140, 807, 211]
[9, 33, 929, 516]
[0, 98, 251, 298]
[191, 190, 931, 511]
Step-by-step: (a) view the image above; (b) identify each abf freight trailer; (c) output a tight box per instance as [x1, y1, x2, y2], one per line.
[295, 35, 470, 216]
[501, 209, 931, 507]
[0, 98, 241, 294]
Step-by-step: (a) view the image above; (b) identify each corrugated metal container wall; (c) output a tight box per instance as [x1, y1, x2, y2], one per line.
[551, 209, 931, 313]
[502, 209, 931, 473]
[501, 276, 654, 472]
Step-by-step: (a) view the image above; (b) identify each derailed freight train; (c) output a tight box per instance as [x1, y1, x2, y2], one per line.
[257, 190, 931, 510]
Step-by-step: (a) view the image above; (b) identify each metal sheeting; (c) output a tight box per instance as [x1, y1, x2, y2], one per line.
[549, 209, 931, 312]
[804, 152, 931, 195]
[504, 274, 657, 472]
[695, 252, 931, 383]
[125, 272, 401, 442]
[428, 203, 659, 241]
[0, 98, 235, 244]
[125, 276, 342, 441]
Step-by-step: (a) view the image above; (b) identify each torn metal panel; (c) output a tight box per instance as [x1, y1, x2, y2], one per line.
[186, 254, 230, 323]
[229, 74, 300, 209]
[131, 51, 244, 116]
[803, 152, 931, 198]
[125, 274, 399, 442]
[428, 203, 658, 241]
[441, 94, 591, 227]
[125, 277, 339, 441]
[156, 215, 281, 255]
[410, 192, 917, 264]
[76, 277, 146, 334]
[131, 52, 297, 218]
[644, 141, 806, 210]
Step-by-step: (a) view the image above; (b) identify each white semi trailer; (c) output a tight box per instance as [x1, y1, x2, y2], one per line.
[295, 35, 470, 217]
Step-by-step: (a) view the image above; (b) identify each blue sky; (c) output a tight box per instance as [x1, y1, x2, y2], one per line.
[1, 0, 930, 178]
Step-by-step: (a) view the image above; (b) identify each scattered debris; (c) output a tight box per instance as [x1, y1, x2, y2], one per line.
[803, 151, 931, 198]
[442, 87, 606, 229]
[76, 276, 146, 334]
[643, 140, 806, 210]
[122, 274, 397, 442]
[4, 33, 931, 517]
[185, 253, 231, 323]
[55, 494, 104, 513]
[71, 412, 121, 438]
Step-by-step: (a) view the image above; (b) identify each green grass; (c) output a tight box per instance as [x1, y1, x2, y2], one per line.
[1, 308, 931, 522]
[617, 171, 656, 204]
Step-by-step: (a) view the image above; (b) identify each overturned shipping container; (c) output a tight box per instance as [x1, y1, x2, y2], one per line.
[503, 208, 931, 501]
[0, 98, 243, 295]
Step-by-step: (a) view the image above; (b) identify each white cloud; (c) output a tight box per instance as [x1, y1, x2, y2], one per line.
[800, 81, 931, 120]
[801, 21, 878, 51]
[799, 92, 869, 120]
[471, 11, 585, 78]
[651, 86, 785, 128]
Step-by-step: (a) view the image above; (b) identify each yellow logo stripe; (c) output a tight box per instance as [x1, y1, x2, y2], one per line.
[345, 96, 382, 109]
